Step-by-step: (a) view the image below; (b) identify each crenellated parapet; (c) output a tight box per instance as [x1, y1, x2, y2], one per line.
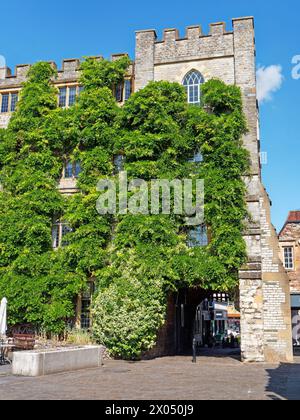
[135, 17, 255, 88]
[154, 23, 234, 64]
[0, 54, 134, 128]
[0, 64, 31, 88]
[0, 54, 133, 88]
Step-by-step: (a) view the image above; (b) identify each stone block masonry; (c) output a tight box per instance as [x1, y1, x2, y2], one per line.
[260, 187, 293, 362]
[135, 17, 293, 363]
[12, 346, 103, 377]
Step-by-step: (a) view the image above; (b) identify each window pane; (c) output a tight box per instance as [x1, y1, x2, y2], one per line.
[113, 155, 125, 173]
[59, 87, 67, 107]
[61, 224, 73, 247]
[81, 299, 91, 329]
[78, 86, 84, 95]
[68, 87, 77, 106]
[124, 80, 131, 101]
[182, 71, 203, 105]
[52, 224, 60, 249]
[284, 247, 294, 269]
[10, 93, 18, 112]
[188, 87, 192, 103]
[65, 161, 73, 178]
[52, 220, 73, 249]
[193, 85, 199, 103]
[74, 161, 81, 178]
[115, 83, 123, 102]
[189, 150, 203, 163]
[187, 225, 208, 247]
[62, 224, 72, 236]
[1, 94, 9, 113]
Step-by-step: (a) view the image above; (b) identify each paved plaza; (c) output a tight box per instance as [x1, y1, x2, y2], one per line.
[0, 351, 300, 400]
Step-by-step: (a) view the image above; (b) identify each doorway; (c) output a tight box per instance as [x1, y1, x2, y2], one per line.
[174, 288, 238, 355]
[292, 309, 300, 348]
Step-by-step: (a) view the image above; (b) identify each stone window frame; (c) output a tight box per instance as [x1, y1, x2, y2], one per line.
[114, 78, 133, 103]
[113, 154, 126, 174]
[188, 149, 204, 164]
[182, 70, 204, 105]
[57, 84, 83, 108]
[52, 219, 73, 249]
[80, 281, 95, 330]
[63, 160, 81, 179]
[0, 90, 20, 113]
[187, 224, 208, 248]
[282, 245, 295, 271]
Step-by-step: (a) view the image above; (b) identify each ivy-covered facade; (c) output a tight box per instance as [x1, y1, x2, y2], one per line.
[0, 17, 293, 363]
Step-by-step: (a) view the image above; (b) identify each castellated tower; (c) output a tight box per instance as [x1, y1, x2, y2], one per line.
[135, 17, 293, 363]
[0, 17, 293, 363]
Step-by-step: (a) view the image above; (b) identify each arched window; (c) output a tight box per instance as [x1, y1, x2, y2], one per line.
[183, 70, 204, 105]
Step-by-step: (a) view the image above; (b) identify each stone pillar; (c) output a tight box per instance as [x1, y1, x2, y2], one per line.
[0, 66, 11, 80]
[233, 17, 260, 175]
[135, 29, 157, 91]
[260, 187, 293, 362]
[239, 276, 264, 362]
[233, 18, 293, 362]
[233, 17, 265, 362]
[15, 64, 31, 79]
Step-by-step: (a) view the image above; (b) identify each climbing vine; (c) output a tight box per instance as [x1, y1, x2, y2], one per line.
[0, 58, 249, 357]
[92, 79, 249, 358]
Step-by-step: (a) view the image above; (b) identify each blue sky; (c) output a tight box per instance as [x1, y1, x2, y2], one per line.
[1, 0, 299, 231]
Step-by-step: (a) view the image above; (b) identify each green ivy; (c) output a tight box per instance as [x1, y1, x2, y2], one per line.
[0, 59, 249, 357]
[0, 63, 83, 333]
[92, 79, 249, 358]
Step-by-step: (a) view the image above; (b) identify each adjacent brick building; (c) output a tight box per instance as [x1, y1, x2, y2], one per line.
[279, 211, 300, 293]
[0, 17, 294, 362]
[279, 211, 300, 347]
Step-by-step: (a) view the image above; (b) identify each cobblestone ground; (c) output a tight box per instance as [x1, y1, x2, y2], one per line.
[0, 353, 299, 400]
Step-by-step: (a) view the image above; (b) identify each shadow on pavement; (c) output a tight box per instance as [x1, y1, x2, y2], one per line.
[196, 347, 242, 362]
[265, 356, 300, 401]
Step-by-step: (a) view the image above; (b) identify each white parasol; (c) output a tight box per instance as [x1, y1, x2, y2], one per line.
[0, 298, 7, 337]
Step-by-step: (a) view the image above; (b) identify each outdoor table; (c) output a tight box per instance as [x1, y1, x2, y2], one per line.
[0, 342, 15, 365]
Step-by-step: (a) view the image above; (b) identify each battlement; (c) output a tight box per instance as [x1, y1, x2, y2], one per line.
[158, 22, 228, 42]
[0, 58, 82, 86]
[0, 64, 31, 81]
[135, 17, 255, 90]
[136, 17, 254, 43]
[0, 54, 132, 87]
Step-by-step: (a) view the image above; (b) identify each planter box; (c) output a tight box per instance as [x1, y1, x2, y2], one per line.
[12, 346, 103, 377]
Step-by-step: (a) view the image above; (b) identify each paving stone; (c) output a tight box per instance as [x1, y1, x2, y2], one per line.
[0, 355, 299, 400]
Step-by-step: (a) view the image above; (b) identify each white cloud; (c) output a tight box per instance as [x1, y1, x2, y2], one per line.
[256, 65, 284, 104]
[0, 55, 5, 67]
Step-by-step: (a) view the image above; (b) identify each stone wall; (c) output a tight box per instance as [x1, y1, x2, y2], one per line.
[135, 17, 293, 363]
[0, 114, 10, 129]
[260, 187, 293, 362]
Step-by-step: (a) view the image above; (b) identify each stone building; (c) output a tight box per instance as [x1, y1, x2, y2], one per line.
[279, 211, 300, 347]
[0, 17, 293, 362]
